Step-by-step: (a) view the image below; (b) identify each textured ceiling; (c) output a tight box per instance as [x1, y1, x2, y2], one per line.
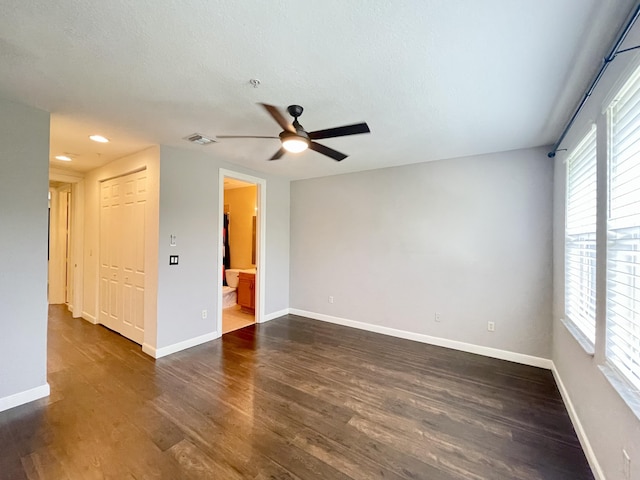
[0, 0, 636, 179]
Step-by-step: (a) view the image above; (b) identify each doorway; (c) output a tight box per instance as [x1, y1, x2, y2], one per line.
[48, 183, 71, 305]
[48, 173, 84, 318]
[218, 169, 266, 335]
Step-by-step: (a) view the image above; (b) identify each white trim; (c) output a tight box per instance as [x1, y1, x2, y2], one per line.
[70, 181, 84, 318]
[560, 317, 595, 356]
[599, 364, 640, 421]
[289, 309, 553, 369]
[82, 311, 98, 324]
[47, 187, 66, 304]
[142, 343, 156, 357]
[0, 383, 50, 413]
[47, 172, 86, 320]
[217, 169, 267, 335]
[551, 364, 605, 480]
[142, 332, 217, 359]
[49, 168, 85, 183]
[263, 308, 290, 322]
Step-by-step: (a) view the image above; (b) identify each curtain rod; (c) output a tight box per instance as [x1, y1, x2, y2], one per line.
[548, 2, 640, 158]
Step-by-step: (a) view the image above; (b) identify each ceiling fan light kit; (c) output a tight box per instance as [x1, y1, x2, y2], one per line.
[281, 134, 309, 153]
[217, 103, 370, 162]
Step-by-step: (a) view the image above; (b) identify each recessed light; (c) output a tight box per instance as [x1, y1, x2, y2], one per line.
[55, 155, 72, 161]
[89, 135, 109, 143]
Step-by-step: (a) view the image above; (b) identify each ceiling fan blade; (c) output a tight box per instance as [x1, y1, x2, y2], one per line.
[308, 141, 348, 161]
[308, 122, 370, 140]
[216, 135, 279, 139]
[269, 147, 286, 161]
[259, 103, 295, 133]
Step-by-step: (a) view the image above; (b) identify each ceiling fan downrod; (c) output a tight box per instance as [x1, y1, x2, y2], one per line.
[287, 105, 305, 132]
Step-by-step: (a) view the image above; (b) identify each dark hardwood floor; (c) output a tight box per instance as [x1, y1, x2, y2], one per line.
[0, 305, 593, 479]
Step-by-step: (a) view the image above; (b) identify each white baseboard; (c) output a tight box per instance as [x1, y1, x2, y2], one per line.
[278, 310, 600, 477]
[0, 383, 50, 413]
[142, 332, 217, 359]
[81, 311, 97, 324]
[551, 365, 604, 480]
[262, 308, 290, 323]
[289, 309, 553, 370]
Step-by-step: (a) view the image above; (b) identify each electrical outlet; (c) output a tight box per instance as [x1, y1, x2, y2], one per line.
[328, 296, 334, 304]
[201, 310, 207, 319]
[435, 312, 441, 322]
[623, 449, 630, 480]
[488, 321, 495, 332]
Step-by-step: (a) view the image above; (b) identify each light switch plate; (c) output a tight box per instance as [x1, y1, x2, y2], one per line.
[169, 255, 179, 265]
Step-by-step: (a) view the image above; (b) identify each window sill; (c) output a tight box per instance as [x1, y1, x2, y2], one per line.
[599, 364, 640, 421]
[560, 317, 595, 355]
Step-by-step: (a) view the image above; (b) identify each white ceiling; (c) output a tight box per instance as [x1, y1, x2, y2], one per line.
[0, 1, 636, 179]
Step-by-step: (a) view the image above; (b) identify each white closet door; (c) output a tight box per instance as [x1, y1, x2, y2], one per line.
[99, 171, 146, 344]
[99, 178, 121, 332]
[120, 172, 146, 344]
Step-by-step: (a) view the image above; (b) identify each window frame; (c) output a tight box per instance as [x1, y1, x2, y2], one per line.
[564, 125, 598, 351]
[605, 70, 640, 395]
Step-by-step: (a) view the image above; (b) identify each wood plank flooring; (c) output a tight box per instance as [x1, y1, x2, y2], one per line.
[0, 305, 593, 479]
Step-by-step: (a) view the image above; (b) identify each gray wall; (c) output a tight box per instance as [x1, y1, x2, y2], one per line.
[156, 146, 290, 349]
[0, 98, 50, 401]
[290, 147, 553, 358]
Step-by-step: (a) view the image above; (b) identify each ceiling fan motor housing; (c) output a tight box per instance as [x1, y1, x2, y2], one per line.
[287, 105, 304, 118]
[279, 129, 309, 142]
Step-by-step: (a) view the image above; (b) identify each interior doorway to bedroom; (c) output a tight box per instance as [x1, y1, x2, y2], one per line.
[219, 170, 264, 335]
[48, 171, 84, 319]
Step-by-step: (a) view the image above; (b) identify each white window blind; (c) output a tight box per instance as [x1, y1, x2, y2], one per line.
[565, 126, 597, 344]
[608, 67, 640, 392]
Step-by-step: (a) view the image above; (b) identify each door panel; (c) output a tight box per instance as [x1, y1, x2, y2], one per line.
[134, 286, 145, 330]
[99, 171, 146, 344]
[99, 181, 113, 328]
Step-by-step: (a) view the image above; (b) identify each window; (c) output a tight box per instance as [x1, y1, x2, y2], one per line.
[607, 67, 640, 392]
[565, 126, 597, 344]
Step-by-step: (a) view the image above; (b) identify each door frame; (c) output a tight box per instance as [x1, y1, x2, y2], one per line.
[217, 168, 266, 334]
[98, 168, 148, 344]
[49, 169, 85, 318]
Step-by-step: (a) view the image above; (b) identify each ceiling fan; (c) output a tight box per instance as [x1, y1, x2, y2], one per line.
[217, 104, 370, 161]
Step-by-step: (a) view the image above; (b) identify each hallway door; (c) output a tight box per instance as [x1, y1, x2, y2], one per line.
[99, 170, 146, 344]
